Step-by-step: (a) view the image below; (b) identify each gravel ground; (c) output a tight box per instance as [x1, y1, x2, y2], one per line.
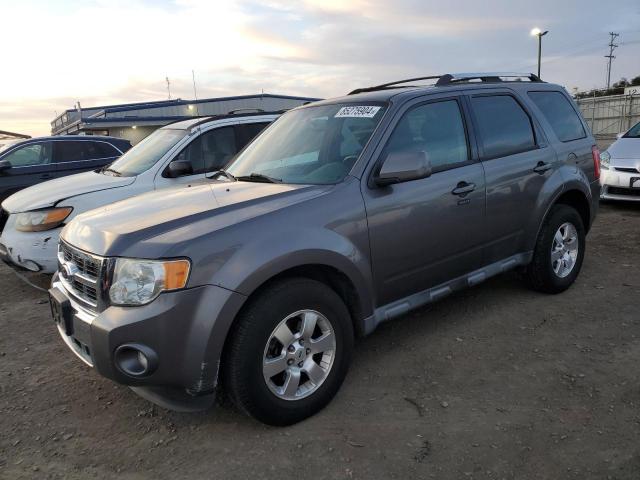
[0, 202, 639, 480]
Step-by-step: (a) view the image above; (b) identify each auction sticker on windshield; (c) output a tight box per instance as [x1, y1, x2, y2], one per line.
[335, 106, 382, 118]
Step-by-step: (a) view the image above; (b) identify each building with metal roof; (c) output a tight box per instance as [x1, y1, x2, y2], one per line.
[50, 93, 321, 144]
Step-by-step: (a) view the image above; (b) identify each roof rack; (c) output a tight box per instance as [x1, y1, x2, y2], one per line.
[348, 72, 542, 95]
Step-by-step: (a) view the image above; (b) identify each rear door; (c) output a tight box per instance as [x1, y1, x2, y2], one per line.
[467, 90, 556, 263]
[0, 141, 54, 202]
[526, 89, 594, 180]
[363, 96, 486, 305]
[54, 140, 121, 177]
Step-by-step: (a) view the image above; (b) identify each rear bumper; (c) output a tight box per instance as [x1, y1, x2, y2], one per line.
[600, 168, 640, 201]
[50, 278, 247, 411]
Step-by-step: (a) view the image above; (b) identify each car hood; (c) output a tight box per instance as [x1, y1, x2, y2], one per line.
[62, 180, 331, 257]
[607, 138, 640, 160]
[1, 170, 135, 213]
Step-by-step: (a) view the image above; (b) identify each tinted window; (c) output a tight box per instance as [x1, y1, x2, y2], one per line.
[471, 95, 535, 158]
[2, 142, 52, 167]
[384, 100, 468, 172]
[625, 121, 640, 138]
[528, 91, 586, 142]
[236, 122, 270, 150]
[54, 141, 89, 163]
[174, 127, 236, 175]
[89, 141, 121, 158]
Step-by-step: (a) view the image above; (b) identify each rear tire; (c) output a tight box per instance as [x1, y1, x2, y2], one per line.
[525, 204, 585, 294]
[222, 277, 354, 426]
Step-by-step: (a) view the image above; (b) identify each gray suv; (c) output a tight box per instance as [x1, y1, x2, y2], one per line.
[49, 73, 600, 425]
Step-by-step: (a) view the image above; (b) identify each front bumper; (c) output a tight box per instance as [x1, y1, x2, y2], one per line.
[600, 168, 640, 201]
[50, 277, 247, 411]
[0, 220, 60, 273]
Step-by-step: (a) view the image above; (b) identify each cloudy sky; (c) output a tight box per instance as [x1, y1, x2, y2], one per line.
[0, 0, 639, 136]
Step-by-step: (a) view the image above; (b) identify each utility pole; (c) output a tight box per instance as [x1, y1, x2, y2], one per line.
[605, 32, 619, 89]
[166, 76, 171, 100]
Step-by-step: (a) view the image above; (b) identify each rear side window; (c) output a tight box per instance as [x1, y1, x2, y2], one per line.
[53, 141, 90, 163]
[88, 141, 121, 158]
[528, 91, 586, 142]
[471, 95, 536, 158]
[383, 99, 469, 172]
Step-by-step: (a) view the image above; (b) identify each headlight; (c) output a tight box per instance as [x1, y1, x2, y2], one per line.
[109, 258, 191, 306]
[600, 151, 610, 169]
[15, 207, 73, 232]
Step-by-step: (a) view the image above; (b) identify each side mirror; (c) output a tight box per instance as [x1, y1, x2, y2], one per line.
[374, 151, 431, 187]
[0, 160, 11, 174]
[165, 160, 193, 178]
[616, 132, 625, 139]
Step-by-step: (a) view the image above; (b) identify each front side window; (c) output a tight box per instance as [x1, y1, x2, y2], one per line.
[471, 95, 536, 158]
[528, 91, 586, 142]
[173, 127, 237, 175]
[383, 100, 469, 172]
[107, 129, 188, 176]
[2, 142, 52, 167]
[226, 103, 387, 185]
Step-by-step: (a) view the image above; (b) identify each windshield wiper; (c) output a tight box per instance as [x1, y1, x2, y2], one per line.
[100, 166, 122, 177]
[207, 169, 236, 181]
[235, 173, 282, 183]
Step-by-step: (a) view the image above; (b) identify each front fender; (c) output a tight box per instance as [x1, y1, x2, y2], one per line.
[210, 226, 375, 320]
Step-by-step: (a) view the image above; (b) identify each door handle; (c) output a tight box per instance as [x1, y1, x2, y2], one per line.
[451, 181, 476, 196]
[39, 173, 53, 179]
[533, 161, 552, 174]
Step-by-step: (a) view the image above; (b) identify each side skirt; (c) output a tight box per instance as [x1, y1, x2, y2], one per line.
[362, 252, 533, 335]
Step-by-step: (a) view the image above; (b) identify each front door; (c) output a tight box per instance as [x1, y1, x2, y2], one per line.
[0, 141, 54, 202]
[363, 97, 486, 306]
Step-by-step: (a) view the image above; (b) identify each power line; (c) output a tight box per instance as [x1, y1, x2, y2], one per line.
[605, 32, 619, 89]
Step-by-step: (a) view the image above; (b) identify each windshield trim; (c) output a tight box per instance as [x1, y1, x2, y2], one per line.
[225, 101, 389, 186]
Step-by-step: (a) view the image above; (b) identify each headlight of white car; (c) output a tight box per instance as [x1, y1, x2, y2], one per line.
[15, 207, 73, 232]
[600, 150, 611, 169]
[109, 258, 191, 306]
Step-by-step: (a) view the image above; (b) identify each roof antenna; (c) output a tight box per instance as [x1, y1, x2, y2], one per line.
[192, 70, 199, 116]
[166, 76, 171, 100]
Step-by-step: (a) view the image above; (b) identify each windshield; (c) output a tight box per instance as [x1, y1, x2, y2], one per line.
[226, 103, 387, 184]
[106, 128, 188, 176]
[0, 140, 20, 154]
[623, 121, 640, 138]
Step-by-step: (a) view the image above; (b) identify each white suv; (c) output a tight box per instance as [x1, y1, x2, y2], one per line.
[0, 113, 279, 272]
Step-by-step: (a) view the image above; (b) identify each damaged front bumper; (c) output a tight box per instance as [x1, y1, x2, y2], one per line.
[0, 218, 60, 273]
[50, 274, 247, 412]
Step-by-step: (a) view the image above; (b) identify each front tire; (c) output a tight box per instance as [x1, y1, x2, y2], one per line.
[525, 204, 585, 294]
[222, 278, 354, 426]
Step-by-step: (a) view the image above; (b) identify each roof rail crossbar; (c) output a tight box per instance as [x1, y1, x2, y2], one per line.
[436, 72, 542, 85]
[349, 75, 442, 95]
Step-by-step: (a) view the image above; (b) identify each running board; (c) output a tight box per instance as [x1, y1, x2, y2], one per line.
[362, 252, 532, 335]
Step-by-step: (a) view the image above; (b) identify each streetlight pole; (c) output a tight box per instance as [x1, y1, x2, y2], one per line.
[530, 28, 549, 79]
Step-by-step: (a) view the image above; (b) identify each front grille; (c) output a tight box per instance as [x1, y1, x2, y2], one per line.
[607, 186, 640, 197]
[614, 167, 640, 173]
[0, 209, 8, 234]
[58, 241, 104, 310]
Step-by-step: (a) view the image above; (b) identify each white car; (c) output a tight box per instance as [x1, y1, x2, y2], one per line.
[0, 113, 278, 273]
[600, 121, 640, 201]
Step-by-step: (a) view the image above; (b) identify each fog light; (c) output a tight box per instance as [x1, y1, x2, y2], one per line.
[114, 344, 158, 377]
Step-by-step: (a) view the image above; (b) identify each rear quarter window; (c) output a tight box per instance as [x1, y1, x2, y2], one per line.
[528, 91, 586, 142]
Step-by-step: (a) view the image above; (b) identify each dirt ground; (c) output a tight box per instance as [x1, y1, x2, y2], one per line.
[1, 202, 639, 480]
